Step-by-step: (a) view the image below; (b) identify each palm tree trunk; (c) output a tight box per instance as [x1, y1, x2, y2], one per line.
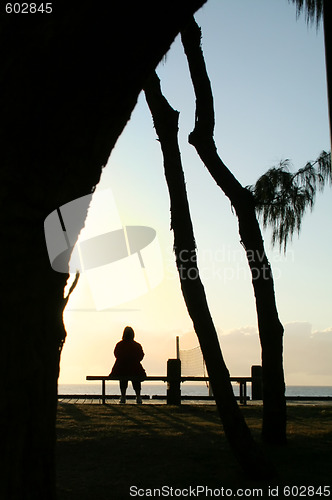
[323, 0, 332, 148]
[1, 232, 68, 500]
[181, 17, 286, 444]
[144, 72, 275, 478]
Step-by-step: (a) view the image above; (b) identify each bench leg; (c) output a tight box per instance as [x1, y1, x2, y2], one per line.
[239, 381, 247, 405]
[243, 382, 247, 405]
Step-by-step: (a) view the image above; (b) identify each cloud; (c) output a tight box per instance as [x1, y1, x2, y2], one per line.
[217, 322, 332, 385]
[218, 326, 261, 376]
[284, 324, 332, 384]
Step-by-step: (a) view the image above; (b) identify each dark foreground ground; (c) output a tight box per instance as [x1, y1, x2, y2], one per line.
[56, 403, 332, 499]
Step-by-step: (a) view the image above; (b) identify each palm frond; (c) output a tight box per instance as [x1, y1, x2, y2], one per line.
[288, 0, 324, 26]
[249, 151, 331, 251]
[317, 150, 332, 187]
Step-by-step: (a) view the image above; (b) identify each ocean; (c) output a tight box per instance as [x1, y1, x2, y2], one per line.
[58, 383, 332, 399]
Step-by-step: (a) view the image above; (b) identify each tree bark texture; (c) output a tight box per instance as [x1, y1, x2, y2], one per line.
[0, 2, 206, 498]
[181, 17, 286, 444]
[144, 71, 275, 479]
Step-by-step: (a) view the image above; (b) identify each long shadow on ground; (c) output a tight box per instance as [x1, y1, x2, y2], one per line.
[56, 404, 332, 500]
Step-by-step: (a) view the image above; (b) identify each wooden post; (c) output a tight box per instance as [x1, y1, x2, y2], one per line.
[102, 379, 106, 404]
[167, 358, 181, 405]
[251, 365, 263, 400]
[176, 336, 180, 360]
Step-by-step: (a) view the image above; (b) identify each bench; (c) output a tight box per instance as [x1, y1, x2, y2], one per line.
[86, 361, 262, 405]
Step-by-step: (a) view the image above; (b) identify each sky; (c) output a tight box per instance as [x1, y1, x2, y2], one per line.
[59, 0, 331, 387]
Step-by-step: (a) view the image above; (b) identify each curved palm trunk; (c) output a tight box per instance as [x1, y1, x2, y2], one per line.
[144, 72, 275, 479]
[181, 18, 286, 444]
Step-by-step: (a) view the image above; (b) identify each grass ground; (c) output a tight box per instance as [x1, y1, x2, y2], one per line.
[56, 403, 332, 499]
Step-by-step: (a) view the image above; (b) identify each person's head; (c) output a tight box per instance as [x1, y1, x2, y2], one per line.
[122, 326, 135, 341]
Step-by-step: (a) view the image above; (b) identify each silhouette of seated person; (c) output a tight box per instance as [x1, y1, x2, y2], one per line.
[109, 326, 146, 404]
